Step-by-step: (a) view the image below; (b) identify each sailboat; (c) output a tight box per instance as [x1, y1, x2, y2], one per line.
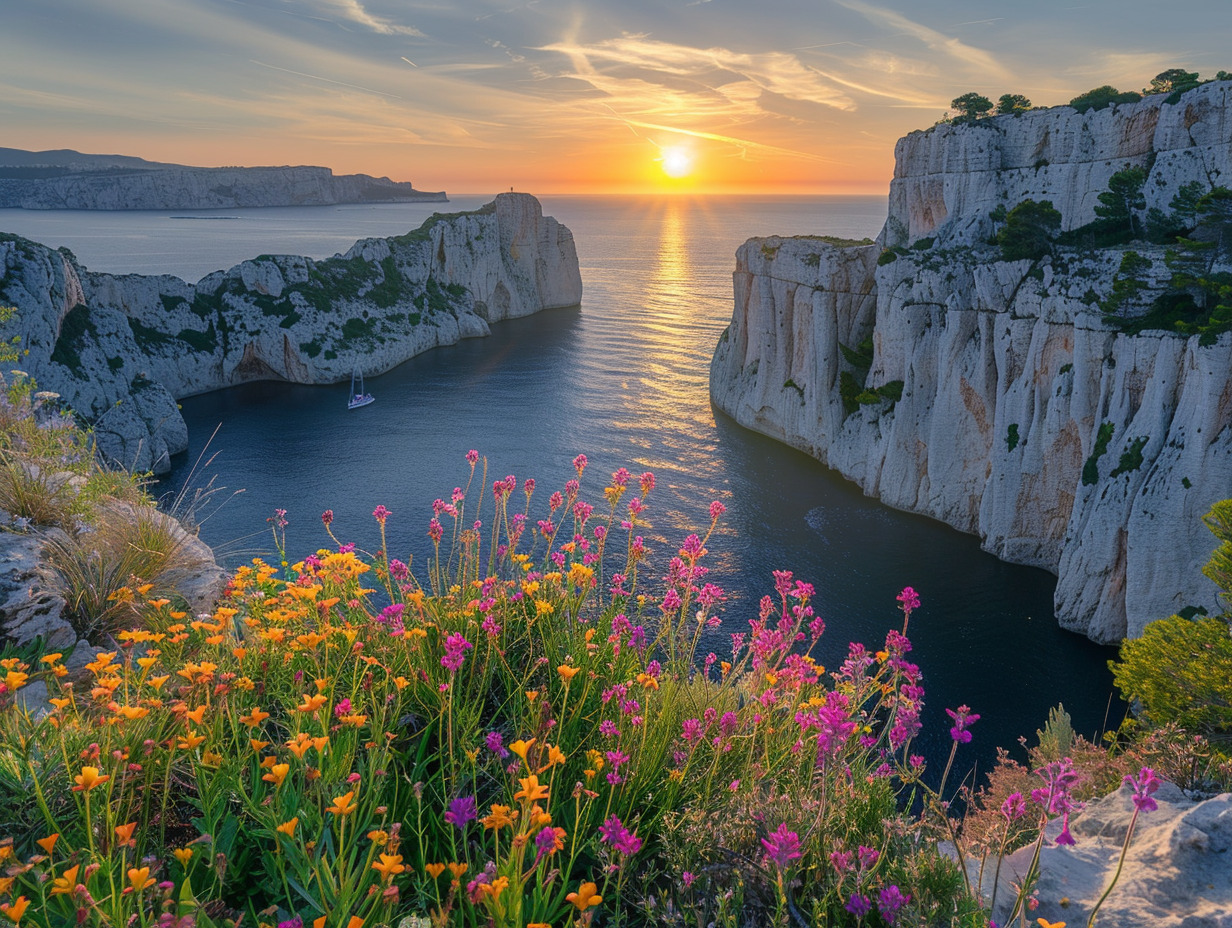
[347, 370, 375, 410]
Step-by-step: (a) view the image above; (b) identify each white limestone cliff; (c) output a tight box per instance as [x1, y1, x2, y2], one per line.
[711, 83, 1232, 642]
[0, 193, 582, 473]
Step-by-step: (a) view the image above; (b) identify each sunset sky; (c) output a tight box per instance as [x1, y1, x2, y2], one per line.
[3, 1, 1230, 195]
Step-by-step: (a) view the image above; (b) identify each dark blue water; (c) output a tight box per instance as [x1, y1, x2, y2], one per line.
[1, 195, 1123, 779]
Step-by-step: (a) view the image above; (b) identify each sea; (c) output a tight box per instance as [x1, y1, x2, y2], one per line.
[0, 195, 1122, 779]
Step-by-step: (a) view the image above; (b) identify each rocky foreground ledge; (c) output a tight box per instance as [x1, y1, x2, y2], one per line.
[0, 193, 582, 472]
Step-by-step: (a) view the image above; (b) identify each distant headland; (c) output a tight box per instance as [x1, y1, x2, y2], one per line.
[0, 147, 447, 210]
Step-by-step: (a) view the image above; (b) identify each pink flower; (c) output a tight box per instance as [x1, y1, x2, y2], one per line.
[466, 449, 479, 465]
[372, 505, 390, 524]
[709, 500, 726, 520]
[761, 823, 802, 869]
[897, 586, 920, 614]
[1124, 766, 1160, 813]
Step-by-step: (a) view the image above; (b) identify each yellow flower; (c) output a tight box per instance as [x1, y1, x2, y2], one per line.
[479, 876, 510, 901]
[371, 853, 406, 882]
[509, 738, 535, 762]
[128, 866, 155, 892]
[73, 766, 110, 791]
[173, 848, 193, 865]
[36, 834, 59, 854]
[276, 817, 299, 836]
[0, 896, 31, 923]
[556, 664, 580, 684]
[326, 790, 357, 816]
[514, 775, 549, 804]
[566, 881, 603, 912]
[262, 763, 290, 788]
[50, 864, 80, 895]
[4, 671, 28, 691]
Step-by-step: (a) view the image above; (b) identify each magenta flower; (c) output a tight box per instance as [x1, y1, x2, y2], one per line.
[372, 505, 390, 524]
[598, 815, 642, 855]
[1124, 766, 1160, 813]
[1001, 792, 1027, 821]
[440, 633, 473, 672]
[856, 845, 879, 871]
[486, 731, 508, 758]
[321, 509, 333, 526]
[709, 500, 726, 520]
[897, 586, 920, 613]
[466, 449, 479, 465]
[761, 822, 802, 869]
[946, 705, 981, 743]
[444, 795, 477, 829]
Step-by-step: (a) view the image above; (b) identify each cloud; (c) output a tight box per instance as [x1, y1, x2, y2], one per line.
[830, 0, 1012, 81]
[540, 34, 855, 111]
[311, 0, 426, 36]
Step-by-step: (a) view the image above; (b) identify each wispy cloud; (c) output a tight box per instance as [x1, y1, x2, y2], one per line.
[541, 34, 855, 111]
[830, 0, 1012, 81]
[311, 0, 426, 36]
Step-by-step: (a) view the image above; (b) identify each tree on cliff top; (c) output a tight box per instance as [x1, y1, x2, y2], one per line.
[997, 199, 1062, 261]
[950, 92, 994, 123]
[1148, 68, 1200, 96]
[1069, 85, 1143, 113]
[996, 93, 1031, 115]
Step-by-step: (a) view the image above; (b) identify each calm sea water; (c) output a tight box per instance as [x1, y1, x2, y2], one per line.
[0, 196, 1122, 776]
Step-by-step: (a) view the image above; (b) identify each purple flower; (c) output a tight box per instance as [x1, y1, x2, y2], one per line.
[681, 719, 703, 743]
[444, 795, 477, 829]
[761, 822, 802, 869]
[372, 505, 390, 524]
[1001, 792, 1027, 821]
[845, 894, 871, 919]
[486, 731, 508, 758]
[946, 705, 981, 743]
[877, 885, 910, 925]
[856, 845, 879, 871]
[682, 871, 695, 888]
[1124, 766, 1160, 813]
[896, 586, 920, 614]
[829, 850, 852, 874]
[1055, 813, 1076, 846]
[599, 815, 642, 856]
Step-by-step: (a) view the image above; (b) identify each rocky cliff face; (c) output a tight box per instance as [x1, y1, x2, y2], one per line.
[711, 83, 1232, 642]
[0, 193, 581, 473]
[0, 164, 446, 210]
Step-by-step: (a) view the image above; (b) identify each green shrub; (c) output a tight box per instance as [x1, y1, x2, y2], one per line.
[1069, 85, 1142, 113]
[1082, 421, 1115, 485]
[1110, 436, 1149, 477]
[1006, 423, 1020, 452]
[998, 200, 1062, 261]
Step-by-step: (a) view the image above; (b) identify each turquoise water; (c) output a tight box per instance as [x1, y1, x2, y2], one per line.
[0, 195, 1122, 775]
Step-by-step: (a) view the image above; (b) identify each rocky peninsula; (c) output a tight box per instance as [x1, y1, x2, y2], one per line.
[711, 81, 1232, 643]
[0, 147, 446, 210]
[0, 192, 581, 472]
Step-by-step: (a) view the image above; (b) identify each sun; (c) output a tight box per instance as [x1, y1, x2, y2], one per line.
[659, 146, 693, 178]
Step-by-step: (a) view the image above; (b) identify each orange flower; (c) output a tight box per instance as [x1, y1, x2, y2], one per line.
[50, 865, 80, 895]
[276, 817, 299, 836]
[73, 766, 110, 791]
[509, 738, 535, 762]
[240, 707, 270, 727]
[183, 705, 207, 725]
[36, 834, 58, 854]
[515, 775, 549, 804]
[114, 822, 137, 848]
[544, 743, 567, 768]
[339, 714, 368, 727]
[326, 790, 357, 816]
[250, 738, 271, 752]
[371, 853, 406, 882]
[347, 917, 364, 928]
[556, 663, 580, 683]
[482, 804, 517, 832]
[173, 848, 193, 865]
[424, 863, 446, 879]
[447, 862, 468, 880]
[566, 881, 603, 912]
[178, 730, 206, 751]
[262, 763, 290, 788]
[479, 876, 510, 901]
[128, 866, 155, 892]
[296, 693, 328, 713]
[0, 896, 30, 923]
[1036, 921, 1066, 928]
